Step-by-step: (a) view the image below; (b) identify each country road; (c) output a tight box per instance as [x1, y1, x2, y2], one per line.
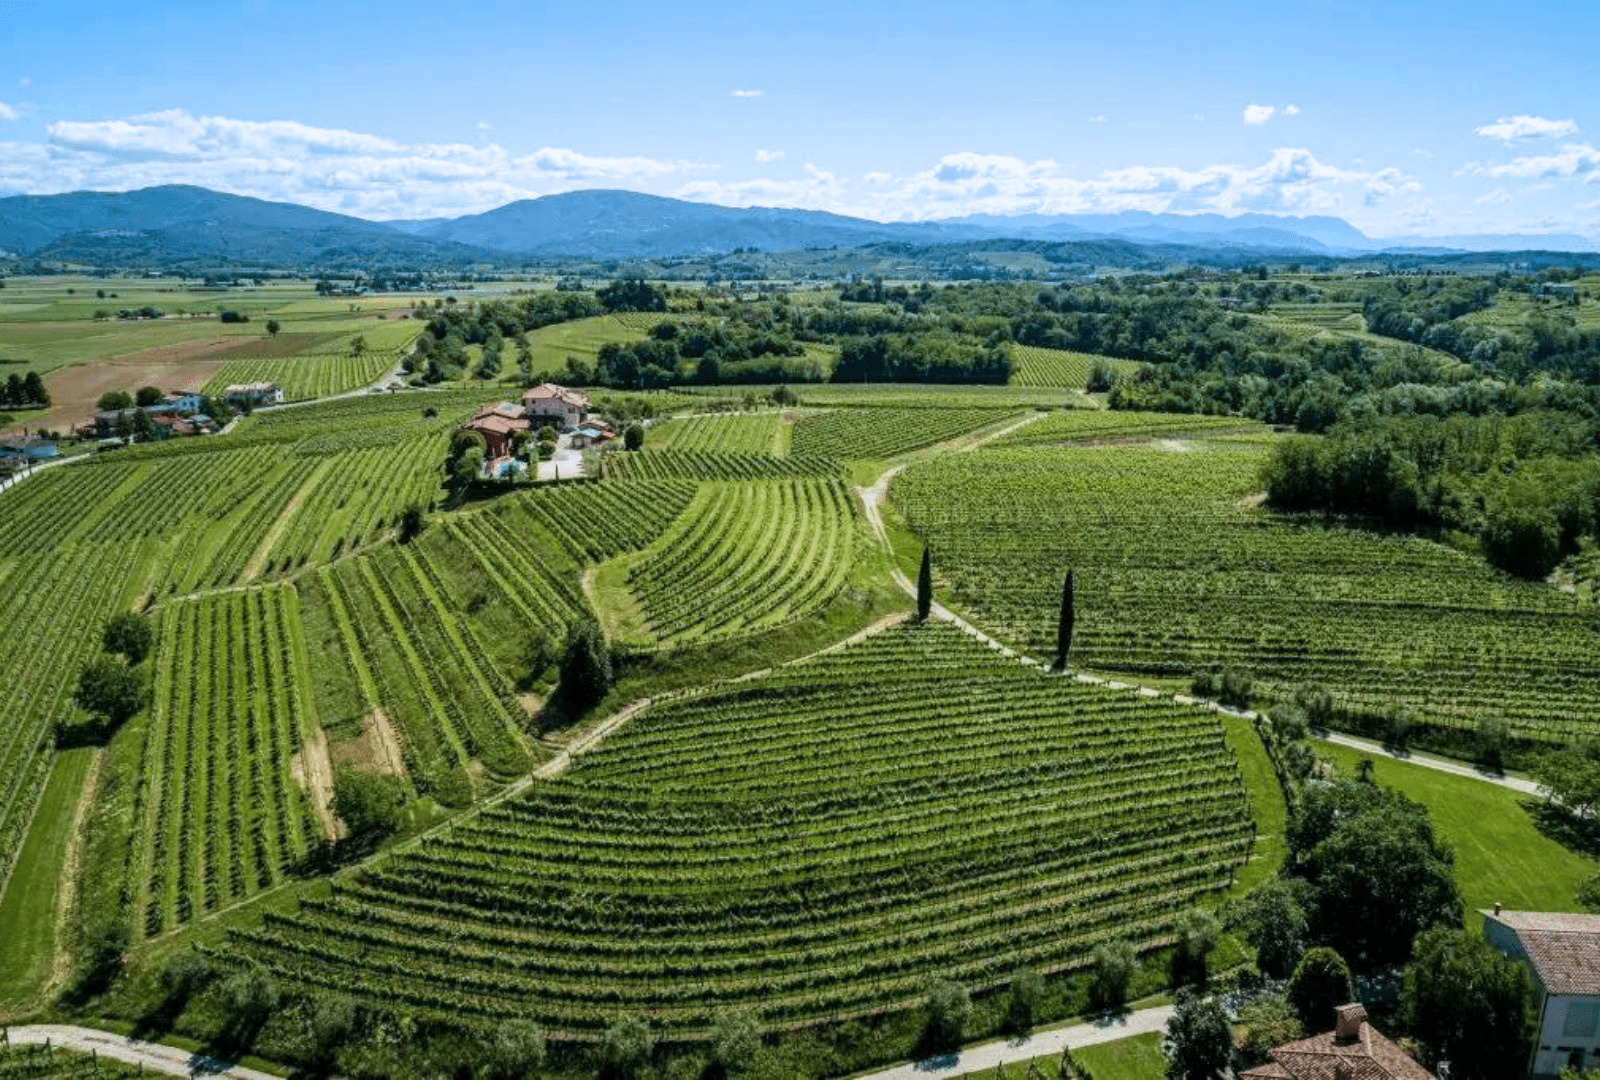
[4, 1025, 281, 1079]
[850, 1006, 1173, 1080]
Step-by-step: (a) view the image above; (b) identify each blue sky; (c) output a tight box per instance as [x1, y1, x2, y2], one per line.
[1, 0, 1596, 237]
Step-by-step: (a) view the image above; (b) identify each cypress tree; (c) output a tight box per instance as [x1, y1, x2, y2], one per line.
[916, 546, 933, 622]
[1054, 569, 1075, 671]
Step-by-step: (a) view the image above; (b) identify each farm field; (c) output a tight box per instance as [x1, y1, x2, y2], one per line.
[230, 622, 1256, 1034]
[792, 406, 1027, 459]
[522, 314, 650, 376]
[984, 409, 1252, 448]
[1009, 344, 1143, 389]
[644, 411, 784, 454]
[892, 436, 1600, 746]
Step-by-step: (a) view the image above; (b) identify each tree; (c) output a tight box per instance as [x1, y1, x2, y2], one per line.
[350, 334, 367, 356]
[72, 657, 146, 731]
[922, 978, 971, 1050]
[22, 371, 48, 406]
[486, 1018, 546, 1079]
[130, 407, 154, 441]
[307, 992, 358, 1061]
[73, 916, 130, 996]
[1404, 926, 1532, 1080]
[97, 390, 133, 411]
[709, 1009, 760, 1074]
[600, 1017, 653, 1079]
[218, 961, 279, 1045]
[331, 766, 405, 838]
[135, 385, 164, 407]
[1089, 939, 1137, 1011]
[1579, 870, 1600, 913]
[559, 618, 613, 713]
[1236, 994, 1302, 1068]
[265, 319, 281, 337]
[1164, 990, 1232, 1080]
[917, 546, 933, 622]
[398, 505, 425, 544]
[1174, 906, 1221, 984]
[1226, 878, 1308, 978]
[1530, 740, 1600, 821]
[157, 948, 212, 1004]
[1054, 569, 1075, 671]
[624, 423, 644, 451]
[1287, 947, 1355, 1031]
[103, 611, 154, 664]
[1006, 967, 1044, 1033]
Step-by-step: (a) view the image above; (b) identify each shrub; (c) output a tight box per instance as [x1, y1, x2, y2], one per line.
[1288, 947, 1355, 1030]
[922, 978, 971, 1050]
[331, 766, 406, 838]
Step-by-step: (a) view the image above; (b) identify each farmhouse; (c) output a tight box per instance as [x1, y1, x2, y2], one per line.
[1241, 1003, 1433, 1080]
[463, 402, 530, 461]
[522, 382, 589, 429]
[223, 381, 285, 407]
[1483, 908, 1600, 1078]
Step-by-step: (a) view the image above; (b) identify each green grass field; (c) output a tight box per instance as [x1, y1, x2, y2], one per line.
[523, 314, 649, 375]
[1316, 742, 1599, 922]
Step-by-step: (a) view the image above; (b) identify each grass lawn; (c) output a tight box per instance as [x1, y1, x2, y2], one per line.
[1317, 741, 1599, 923]
[0, 748, 95, 1017]
[524, 315, 648, 376]
[952, 1033, 1167, 1080]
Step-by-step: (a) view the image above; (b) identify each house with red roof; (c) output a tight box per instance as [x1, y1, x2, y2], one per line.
[1483, 908, 1600, 1078]
[1241, 1003, 1434, 1080]
[522, 382, 589, 430]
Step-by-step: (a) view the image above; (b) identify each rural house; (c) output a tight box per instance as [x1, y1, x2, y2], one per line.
[223, 381, 285, 407]
[463, 402, 530, 461]
[1240, 1003, 1433, 1080]
[522, 382, 589, 429]
[1483, 908, 1600, 1078]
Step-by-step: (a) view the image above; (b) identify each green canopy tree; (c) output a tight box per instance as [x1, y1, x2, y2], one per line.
[1053, 568, 1075, 671]
[1405, 926, 1532, 1080]
[917, 546, 933, 622]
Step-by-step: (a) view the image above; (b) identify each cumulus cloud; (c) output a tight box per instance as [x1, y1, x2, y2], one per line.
[0, 102, 17, 121]
[754, 148, 784, 162]
[5, 108, 703, 218]
[731, 89, 763, 98]
[1284, 104, 1301, 116]
[678, 163, 843, 209]
[1470, 143, 1600, 181]
[1243, 105, 1276, 125]
[1475, 115, 1578, 141]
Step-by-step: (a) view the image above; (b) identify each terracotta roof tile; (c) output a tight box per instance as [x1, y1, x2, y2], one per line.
[1485, 911, 1600, 995]
[1255, 1017, 1433, 1080]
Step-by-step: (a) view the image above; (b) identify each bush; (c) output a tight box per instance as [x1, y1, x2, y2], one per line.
[624, 423, 645, 451]
[103, 611, 154, 664]
[1236, 993, 1302, 1067]
[1086, 361, 1116, 393]
[600, 1017, 654, 1079]
[558, 618, 613, 714]
[157, 948, 212, 1002]
[921, 978, 971, 1050]
[710, 1009, 760, 1073]
[486, 1018, 547, 1079]
[1287, 947, 1355, 1030]
[1005, 967, 1044, 1032]
[1164, 990, 1232, 1080]
[71, 657, 147, 735]
[1089, 939, 1137, 1011]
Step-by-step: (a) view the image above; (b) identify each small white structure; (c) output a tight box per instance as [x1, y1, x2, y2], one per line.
[223, 381, 285, 407]
[1483, 908, 1600, 1078]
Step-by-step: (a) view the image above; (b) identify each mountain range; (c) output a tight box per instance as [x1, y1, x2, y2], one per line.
[0, 185, 1595, 269]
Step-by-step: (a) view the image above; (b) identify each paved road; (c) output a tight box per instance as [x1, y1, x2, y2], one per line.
[5, 1025, 281, 1078]
[1316, 731, 1542, 797]
[852, 1006, 1173, 1080]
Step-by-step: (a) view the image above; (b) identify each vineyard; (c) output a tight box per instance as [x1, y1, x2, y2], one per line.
[984, 409, 1252, 448]
[230, 621, 1255, 1034]
[0, 1043, 145, 1079]
[602, 450, 841, 481]
[790, 407, 1025, 459]
[1009, 345, 1142, 389]
[626, 479, 857, 646]
[486, 479, 698, 562]
[202, 322, 419, 401]
[893, 440, 1600, 744]
[645, 412, 784, 455]
[136, 587, 325, 935]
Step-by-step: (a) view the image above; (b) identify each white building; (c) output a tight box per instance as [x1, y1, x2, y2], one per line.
[1483, 908, 1600, 1078]
[223, 381, 285, 407]
[522, 383, 590, 430]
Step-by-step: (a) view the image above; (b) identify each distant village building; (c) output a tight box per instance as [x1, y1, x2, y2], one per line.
[523, 383, 590, 430]
[463, 402, 530, 460]
[223, 382, 285, 407]
[1535, 282, 1577, 300]
[1241, 1003, 1433, 1080]
[1483, 908, 1600, 1078]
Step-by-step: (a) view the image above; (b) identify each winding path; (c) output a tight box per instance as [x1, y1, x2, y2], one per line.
[850, 1006, 1173, 1080]
[3, 1025, 280, 1079]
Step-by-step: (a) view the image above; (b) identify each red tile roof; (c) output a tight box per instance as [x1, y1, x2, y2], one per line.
[1241, 1007, 1433, 1080]
[522, 382, 590, 408]
[1484, 910, 1600, 995]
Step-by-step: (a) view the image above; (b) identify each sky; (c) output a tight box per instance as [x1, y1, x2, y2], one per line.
[1, 0, 1597, 239]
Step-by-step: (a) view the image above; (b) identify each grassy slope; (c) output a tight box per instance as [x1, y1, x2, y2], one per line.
[1317, 740, 1599, 923]
[1074, 1032, 1167, 1080]
[0, 748, 94, 1015]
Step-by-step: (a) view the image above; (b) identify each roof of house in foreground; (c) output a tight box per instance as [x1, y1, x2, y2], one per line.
[1241, 1004, 1433, 1080]
[1484, 909, 1600, 995]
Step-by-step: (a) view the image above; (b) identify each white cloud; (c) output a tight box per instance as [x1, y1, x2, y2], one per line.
[862, 171, 892, 184]
[1475, 115, 1578, 141]
[1243, 105, 1276, 125]
[1579, 197, 1600, 211]
[1087, 115, 1108, 124]
[678, 163, 843, 209]
[476, 121, 492, 132]
[1476, 188, 1514, 205]
[1192, 114, 1205, 122]
[1470, 143, 1600, 181]
[1284, 104, 1301, 116]
[731, 89, 763, 98]
[754, 148, 784, 163]
[0, 102, 17, 122]
[4, 108, 704, 218]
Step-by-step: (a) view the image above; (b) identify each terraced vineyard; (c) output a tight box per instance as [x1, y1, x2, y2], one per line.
[790, 407, 1024, 459]
[1010, 345, 1142, 388]
[232, 622, 1255, 1033]
[603, 449, 841, 481]
[985, 409, 1252, 448]
[646, 412, 784, 454]
[136, 587, 325, 934]
[893, 440, 1600, 744]
[627, 479, 857, 645]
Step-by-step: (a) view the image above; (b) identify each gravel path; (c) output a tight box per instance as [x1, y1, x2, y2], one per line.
[850, 1006, 1173, 1080]
[4, 1025, 281, 1078]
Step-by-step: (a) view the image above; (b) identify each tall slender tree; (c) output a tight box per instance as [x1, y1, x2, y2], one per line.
[1054, 569, 1075, 671]
[916, 546, 933, 622]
